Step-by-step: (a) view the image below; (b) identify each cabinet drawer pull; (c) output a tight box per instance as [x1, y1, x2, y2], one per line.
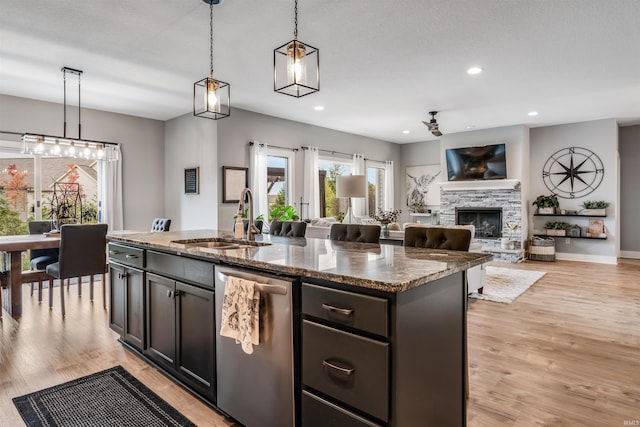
[323, 360, 355, 375]
[125, 254, 138, 259]
[109, 250, 121, 255]
[321, 303, 353, 316]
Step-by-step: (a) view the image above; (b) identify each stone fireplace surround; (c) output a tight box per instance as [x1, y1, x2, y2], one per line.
[439, 181, 522, 248]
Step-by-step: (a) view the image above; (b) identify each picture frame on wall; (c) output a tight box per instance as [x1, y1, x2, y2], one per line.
[222, 166, 248, 203]
[184, 167, 199, 194]
[406, 164, 441, 209]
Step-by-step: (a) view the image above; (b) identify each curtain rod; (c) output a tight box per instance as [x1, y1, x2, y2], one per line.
[302, 146, 386, 163]
[249, 141, 298, 152]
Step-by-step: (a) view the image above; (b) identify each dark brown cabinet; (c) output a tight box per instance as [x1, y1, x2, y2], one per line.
[108, 244, 145, 351]
[146, 273, 176, 368]
[145, 272, 216, 401]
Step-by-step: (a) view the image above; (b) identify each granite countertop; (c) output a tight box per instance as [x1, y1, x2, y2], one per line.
[108, 229, 492, 293]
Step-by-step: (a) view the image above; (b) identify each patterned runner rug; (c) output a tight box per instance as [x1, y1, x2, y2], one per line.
[469, 266, 546, 303]
[13, 366, 195, 427]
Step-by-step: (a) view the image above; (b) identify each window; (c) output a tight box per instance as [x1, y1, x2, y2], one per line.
[266, 148, 295, 216]
[0, 138, 101, 269]
[367, 161, 386, 215]
[318, 157, 351, 219]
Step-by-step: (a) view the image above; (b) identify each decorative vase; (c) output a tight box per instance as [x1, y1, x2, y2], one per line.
[382, 222, 390, 237]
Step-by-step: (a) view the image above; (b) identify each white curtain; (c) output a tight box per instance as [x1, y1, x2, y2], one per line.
[97, 144, 123, 231]
[303, 146, 320, 219]
[384, 160, 395, 211]
[249, 142, 269, 220]
[352, 154, 366, 217]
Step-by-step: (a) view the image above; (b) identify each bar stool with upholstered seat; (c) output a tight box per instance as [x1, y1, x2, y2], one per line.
[270, 220, 307, 237]
[329, 223, 381, 243]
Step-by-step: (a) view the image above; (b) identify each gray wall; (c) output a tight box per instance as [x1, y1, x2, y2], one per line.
[216, 108, 401, 229]
[529, 119, 619, 263]
[0, 94, 165, 231]
[619, 124, 640, 255]
[164, 113, 218, 230]
[398, 140, 440, 224]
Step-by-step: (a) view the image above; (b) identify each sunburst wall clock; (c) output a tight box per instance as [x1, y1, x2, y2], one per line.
[542, 147, 604, 199]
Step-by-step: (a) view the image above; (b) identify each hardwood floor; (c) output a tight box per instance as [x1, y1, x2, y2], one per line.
[467, 258, 640, 426]
[1, 260, 639, 426]
[0, 281, 233, 427]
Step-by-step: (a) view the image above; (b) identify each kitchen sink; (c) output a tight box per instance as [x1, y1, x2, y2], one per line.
[170, 238, 271, 250]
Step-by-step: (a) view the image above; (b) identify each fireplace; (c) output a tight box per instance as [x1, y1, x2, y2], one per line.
[456, 208, 502, 239]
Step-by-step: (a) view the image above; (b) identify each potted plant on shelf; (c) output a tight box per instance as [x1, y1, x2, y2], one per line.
[580, 200, 609, 216]
[533, 194, 559, 214]
[500, 221, 520, 250]
[544, 221, 571, 236]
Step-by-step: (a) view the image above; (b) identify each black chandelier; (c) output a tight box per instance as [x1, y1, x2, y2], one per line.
[274, 0, 319, 97]
[194, 0, 230, 119]
[22, 67, 119, 161]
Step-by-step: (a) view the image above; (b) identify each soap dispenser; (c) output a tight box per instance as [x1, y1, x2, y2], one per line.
[234, 212, 244, 238]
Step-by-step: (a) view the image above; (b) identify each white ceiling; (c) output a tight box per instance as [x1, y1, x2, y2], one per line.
[1, 0, 639, 144]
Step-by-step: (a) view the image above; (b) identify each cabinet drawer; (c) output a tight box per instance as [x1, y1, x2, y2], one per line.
[147, 250, 214, 288]
[108, 243, 144, 269]
[302, 283, 388, 337]
[303, 320, 389, 422]
[302, 391, 383, 427]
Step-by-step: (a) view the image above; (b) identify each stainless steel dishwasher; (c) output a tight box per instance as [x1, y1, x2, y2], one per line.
[214, 265, 295, 427]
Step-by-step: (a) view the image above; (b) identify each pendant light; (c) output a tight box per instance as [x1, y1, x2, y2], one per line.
[194, 0, 230, 119]
[274, 0, 319, 97]
[22, 67, 119, 161]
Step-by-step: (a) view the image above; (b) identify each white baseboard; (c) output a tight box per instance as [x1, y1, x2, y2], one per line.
[555, 252, 618, 265]
[620, 250, 640, 259]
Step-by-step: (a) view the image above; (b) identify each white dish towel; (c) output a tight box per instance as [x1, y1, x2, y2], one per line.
[220, 276, 260, 354]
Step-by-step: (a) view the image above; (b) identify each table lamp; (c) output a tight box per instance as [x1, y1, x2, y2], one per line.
[336, 175, 367, 224]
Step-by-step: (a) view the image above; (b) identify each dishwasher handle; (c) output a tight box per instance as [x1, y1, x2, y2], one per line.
[217, 271, 288, 295]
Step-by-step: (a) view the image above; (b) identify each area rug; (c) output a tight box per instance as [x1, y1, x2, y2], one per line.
[469, 266, 546, 304]
[13, 366, 195, 427]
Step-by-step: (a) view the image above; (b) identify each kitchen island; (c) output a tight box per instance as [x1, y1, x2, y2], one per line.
[107, 229, 491, 427]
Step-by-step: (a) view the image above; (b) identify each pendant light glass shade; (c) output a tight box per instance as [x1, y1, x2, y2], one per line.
[194, 0, 230, 119]
[274, 0, 319, 97]
[194, 74, 230, 119]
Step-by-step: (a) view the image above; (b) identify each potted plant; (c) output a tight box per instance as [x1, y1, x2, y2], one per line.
[269, 205, 300, 222]
[544, 221, 571, 236]
[233, 208, 265, 233]
[533, 194, 559, 214]
[580, 200, 609, 216]
[500, 221, 520, 250]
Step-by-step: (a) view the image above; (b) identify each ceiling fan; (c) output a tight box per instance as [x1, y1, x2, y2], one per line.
[422, 111, 443, 137]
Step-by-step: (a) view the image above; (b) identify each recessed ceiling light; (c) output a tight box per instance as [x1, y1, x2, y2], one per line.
[528, 111, 539, 116]
[466, 67, 483, 75]
[314, 105, 325, 111]
[466, 125, 476, 130]
[402, 130, 410, 134]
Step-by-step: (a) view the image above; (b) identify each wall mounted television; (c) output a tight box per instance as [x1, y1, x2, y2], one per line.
[445, 143, 507, 181]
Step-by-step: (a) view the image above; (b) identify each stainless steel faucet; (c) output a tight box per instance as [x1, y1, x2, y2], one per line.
[238, 188, 260, 238]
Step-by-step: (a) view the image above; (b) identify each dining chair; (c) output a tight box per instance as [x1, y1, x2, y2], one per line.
[151, 218, 171, 232]
[45, 224, 108, 316]
[270, 220, 307, 237]
[28, 220, 58, 302]
[329, 224, 381, 243]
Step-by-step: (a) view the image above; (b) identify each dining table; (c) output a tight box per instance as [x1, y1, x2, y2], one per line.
[0, 233, 60, 317]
